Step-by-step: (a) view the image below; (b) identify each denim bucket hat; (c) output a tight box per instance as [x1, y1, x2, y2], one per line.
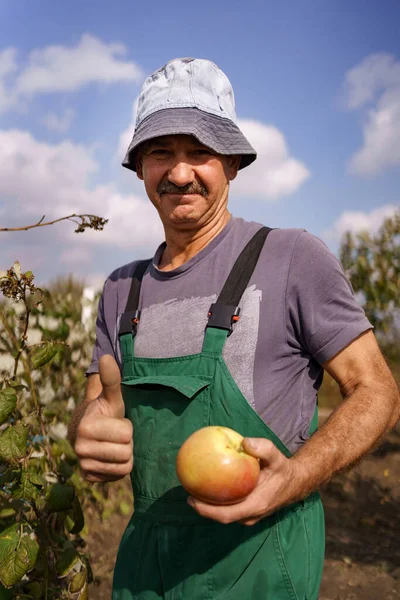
[122, 57, 257, 172]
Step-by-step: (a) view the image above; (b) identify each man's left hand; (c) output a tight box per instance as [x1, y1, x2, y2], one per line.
[187, 438, 305, 526]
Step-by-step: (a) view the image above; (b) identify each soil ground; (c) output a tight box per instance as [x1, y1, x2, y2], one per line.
[84, 420, 400, 600]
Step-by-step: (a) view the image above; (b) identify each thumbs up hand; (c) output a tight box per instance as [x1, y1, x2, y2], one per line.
[74, 355, 133, 483]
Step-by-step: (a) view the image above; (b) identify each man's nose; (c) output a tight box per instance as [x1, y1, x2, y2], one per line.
[167, 159, 195, 188]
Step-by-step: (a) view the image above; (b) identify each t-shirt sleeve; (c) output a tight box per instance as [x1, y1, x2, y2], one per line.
[286, 231, 373, 364]
[86, 278, 118, 376]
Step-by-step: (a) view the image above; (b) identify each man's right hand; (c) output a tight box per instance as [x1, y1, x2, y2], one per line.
[74, 354, 133, 483]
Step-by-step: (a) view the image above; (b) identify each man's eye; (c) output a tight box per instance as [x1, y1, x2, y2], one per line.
[151, 149, 170, 156]
[193, 149, 211, 155]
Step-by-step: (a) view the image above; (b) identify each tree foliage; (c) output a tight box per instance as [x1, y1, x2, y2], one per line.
[339, 210, 400, 350]
[0, 263, 95, 598]
[0, 215, 117, 598]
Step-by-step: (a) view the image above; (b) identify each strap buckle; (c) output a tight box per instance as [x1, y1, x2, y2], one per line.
[207, 303, 240, 336]
[118, 310, 141, 337]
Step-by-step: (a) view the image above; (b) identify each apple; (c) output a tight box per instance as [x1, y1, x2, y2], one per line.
[176, 426, 260, 504]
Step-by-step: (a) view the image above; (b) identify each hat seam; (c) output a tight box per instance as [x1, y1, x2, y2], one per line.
[137, 102, 235, 126]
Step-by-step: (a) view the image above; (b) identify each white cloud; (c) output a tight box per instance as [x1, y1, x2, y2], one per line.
[85, 272, 108, 292]
[0, 129, 163, 251]
[323, 204, 399, 242]
[1, 242, 47, 272]
[0, 129, 98, 214]
[231, 119, 310, 200]
[59, 246, 92, 266]
[16, 34, 142, 96]
[344, 53, 400, 109]
[344, 53, 400, 176]
[41, 108, 75, 133]
[349, 90, 400, 176]
[0, 35, 142, 114]
[0, 48, 17, 78]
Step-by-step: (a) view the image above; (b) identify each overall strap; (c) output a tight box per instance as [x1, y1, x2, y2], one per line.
[203, 226, 273, 354]
[118, 259, 152, 338]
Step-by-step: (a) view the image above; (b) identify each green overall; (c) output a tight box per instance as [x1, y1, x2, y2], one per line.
[113, 228, 325, 600]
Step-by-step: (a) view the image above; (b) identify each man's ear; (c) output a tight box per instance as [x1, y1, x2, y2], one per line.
[226, 155, 241, 181]
[135, 152, 144, 180]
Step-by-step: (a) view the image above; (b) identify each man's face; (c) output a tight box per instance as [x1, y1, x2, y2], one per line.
[136, 135, 240, 229]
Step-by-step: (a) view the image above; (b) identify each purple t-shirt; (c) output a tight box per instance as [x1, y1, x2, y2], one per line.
[88, 216, 372, 453]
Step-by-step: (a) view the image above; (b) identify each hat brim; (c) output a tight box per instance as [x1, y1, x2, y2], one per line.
[122, 107, 257, 172]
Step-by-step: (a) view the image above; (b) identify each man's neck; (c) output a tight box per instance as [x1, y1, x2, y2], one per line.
[158, 211, 231, 271]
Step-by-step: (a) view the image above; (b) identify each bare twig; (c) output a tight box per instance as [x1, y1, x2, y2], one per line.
[0, 213, 108, 233]
[12, 288, 30, 379]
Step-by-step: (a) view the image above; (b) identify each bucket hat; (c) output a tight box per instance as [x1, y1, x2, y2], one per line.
[122, 57, 257, 172]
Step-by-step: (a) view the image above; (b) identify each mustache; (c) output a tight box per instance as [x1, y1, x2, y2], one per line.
[157, 180, 208, 197]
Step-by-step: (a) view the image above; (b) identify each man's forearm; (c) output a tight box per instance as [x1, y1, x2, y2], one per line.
[291, 377, 400, 499]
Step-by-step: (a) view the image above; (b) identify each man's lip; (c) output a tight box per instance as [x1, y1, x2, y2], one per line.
[161, 192, 201, 199]
[160, 191, 198, 194]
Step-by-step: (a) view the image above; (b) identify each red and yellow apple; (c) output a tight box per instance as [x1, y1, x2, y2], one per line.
[176, 426, 260, 504]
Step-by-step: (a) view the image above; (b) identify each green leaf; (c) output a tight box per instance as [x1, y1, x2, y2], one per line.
[21, 413, 40, 430]
[0, 582, 13, 599]
[46, 483, 74, 512]
[13, 471, 39, 502]
[34, 496, 46, 513]
[0, 389, 17, 426]
[7, 380, 28, 391]
[81, 554, 93, 584]
[23, 579, 45, 599]
[0, 523, 39, 588]
[0, 509, 16, 519]
[0, 424, 28, 465]
[65, 514, 75, 533]
[50, 439, 76, 461]
[27, 472, 45, 487]
[69, 497, 84, 534]
[69, 569, 86, 593]
[58, 460, 74, 480]
[76, 583, 88, 600]
[0, 468, 18, 486]
[45, 322, 70, 342]
[56, 544, 80, 578]
[30, 342, 62, 369]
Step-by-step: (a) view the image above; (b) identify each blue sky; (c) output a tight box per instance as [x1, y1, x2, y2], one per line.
[1, 0, 399, 287]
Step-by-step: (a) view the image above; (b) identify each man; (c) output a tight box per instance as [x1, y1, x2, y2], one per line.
[68, 58, 400, 599]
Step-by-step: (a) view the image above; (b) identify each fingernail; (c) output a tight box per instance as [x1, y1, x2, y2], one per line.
[187, 497, 195, 507]
[244, 438, 257, 450]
